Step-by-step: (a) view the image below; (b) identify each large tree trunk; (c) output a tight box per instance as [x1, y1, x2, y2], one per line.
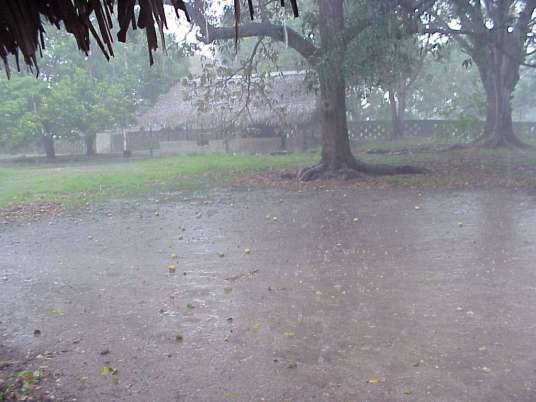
[468, 39, 528, 149]
[298, 0, 359, 180]
[473, 73, 526, 148]
[299, 0, 425, 181]
[41, 135, 55, 160]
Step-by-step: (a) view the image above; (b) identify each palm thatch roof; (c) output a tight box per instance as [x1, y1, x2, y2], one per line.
[0, 0, 299, 77]
[138, 70, 319, 131]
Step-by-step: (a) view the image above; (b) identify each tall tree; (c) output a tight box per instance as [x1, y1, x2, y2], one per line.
[384, 36, 435, 138]
[185, 0, 426, 180]
[425, 0, 536, 147]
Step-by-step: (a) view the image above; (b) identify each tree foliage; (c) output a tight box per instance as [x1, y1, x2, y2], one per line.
[0, 28, 189, 155]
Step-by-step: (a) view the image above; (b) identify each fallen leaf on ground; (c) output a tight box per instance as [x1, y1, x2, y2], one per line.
[287, 361, 298, 369]
[48, 308, 64, 316]
[402, 385, 413, 395]
[100, 366, 118, 376]
[225, 269, 260, 282]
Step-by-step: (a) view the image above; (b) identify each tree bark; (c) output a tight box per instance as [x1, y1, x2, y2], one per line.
[41, 135, 55, 159]
[472, 66, 527, 148]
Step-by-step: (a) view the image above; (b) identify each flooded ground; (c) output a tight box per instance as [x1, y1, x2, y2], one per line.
[1, 187, 536, 401]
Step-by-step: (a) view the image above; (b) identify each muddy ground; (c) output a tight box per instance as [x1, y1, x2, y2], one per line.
[1, 187, 536, 401]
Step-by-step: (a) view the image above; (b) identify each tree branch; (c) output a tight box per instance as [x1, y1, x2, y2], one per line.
[181, 1, 319, 63]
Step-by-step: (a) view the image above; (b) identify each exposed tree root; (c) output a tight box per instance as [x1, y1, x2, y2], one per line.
[447, 134, 532, 151]
[298, 163, 367, 181]
[366, 144, 445, 155]
[298, 159, 428, 182]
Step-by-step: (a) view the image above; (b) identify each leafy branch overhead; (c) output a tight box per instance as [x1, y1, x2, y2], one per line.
[0, 0, 299, 77]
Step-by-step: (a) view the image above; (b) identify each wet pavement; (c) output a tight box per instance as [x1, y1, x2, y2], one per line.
[1, 188, 536, 401]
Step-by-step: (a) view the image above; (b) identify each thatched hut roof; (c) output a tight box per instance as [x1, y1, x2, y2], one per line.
[139, 70, 319, 130]
[0, 0, 298, 76]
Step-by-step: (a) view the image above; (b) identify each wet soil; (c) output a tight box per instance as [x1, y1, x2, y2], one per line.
[1, 188, 536, 401]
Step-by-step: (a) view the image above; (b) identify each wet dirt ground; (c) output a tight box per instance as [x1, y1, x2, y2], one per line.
[1, 187, 536, 401]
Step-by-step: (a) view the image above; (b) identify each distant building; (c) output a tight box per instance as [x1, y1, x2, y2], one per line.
[97, 71, 322, 156]
[138, 70, 320, 135]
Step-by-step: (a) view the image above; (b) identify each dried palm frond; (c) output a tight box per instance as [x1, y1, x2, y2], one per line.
[0, 0, 299, 78]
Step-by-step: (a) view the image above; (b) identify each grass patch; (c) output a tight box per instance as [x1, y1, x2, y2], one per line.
[0, 153, 316, 209]
[3, 141, 536, 212]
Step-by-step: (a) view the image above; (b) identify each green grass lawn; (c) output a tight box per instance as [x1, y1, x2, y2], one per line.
[3, 142, 536, 212]
[0, 153, 316, 209]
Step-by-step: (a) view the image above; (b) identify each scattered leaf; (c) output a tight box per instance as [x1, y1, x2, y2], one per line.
[478, 346, 488, 352]
[402, 385, 413, 395]
[224, 287, 233, 295]
[100, 366, 112, 376]
[186, 303, 195, 309]
[482, 366, 491, 373]
[171, 253, 178, 259]
[175, 332, 184, 342]
[218, 252, 225, 258]
[367, 377, 381, 384]
[287, 361, 298, 369]
[244, 248, 251, 255]
[168, 264, 177, 273]
[284, 331, 296, 337]
[48, 308, 64, 316]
